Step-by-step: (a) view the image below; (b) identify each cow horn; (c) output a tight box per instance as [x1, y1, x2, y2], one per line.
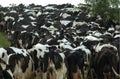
[112, 67, 120, 78]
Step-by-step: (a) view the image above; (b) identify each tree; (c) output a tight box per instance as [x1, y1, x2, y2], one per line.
[85, 0, 120, 23]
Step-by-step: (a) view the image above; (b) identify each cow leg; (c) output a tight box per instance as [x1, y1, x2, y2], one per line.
[103, 72, 111, 79]
[72, 69, 81, 79]
[81, 68, 85, 79]
[72, 72, 80, 79]
[87, 68, 97, 79]
[107, 72, 111, 79]
[47, 72, 56, 79]
[103, 72, 108, 79]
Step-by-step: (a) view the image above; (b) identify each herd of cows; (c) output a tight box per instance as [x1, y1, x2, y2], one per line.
[0, 3, 120, 79]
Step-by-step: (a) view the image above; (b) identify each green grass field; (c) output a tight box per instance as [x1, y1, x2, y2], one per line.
[0, 32, 10, 47]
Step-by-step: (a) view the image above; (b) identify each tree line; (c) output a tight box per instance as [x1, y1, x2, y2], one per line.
[85, 0, 120, 24]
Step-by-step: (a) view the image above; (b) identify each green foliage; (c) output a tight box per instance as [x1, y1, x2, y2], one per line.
[85, 0, 120, 23]
[0, 32, 10, 47]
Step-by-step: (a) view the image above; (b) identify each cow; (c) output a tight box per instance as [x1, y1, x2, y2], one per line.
[4, 11, 18, 34]
[28, 44, 67, 79]
[91, 44, 120, 79]
[9, 31, 39, 49]
[39, 46, 67, 79]
[0, 12, 6, 32]
[7, 53, 35, 79]
[27, 43, 50, 79]
[66, 50, 83, 79]
[0, 47, 35, 79]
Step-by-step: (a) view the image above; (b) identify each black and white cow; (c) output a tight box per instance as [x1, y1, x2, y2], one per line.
[27, 43, 50, 79]
[39, 46, 67, 79]
[28, 44, 68, 79]
[7, 53, 35, 79]
[0, 47, 35, 79]
[10, 31, 39, 49]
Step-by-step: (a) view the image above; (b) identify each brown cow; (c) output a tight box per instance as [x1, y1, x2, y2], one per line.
[92, 44, 120, 79]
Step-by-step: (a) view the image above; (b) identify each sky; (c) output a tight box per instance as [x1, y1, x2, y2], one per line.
[0, 0, 85, 7]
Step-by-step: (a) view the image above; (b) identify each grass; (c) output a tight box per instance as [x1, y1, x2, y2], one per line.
[0, 32, 11, 47]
